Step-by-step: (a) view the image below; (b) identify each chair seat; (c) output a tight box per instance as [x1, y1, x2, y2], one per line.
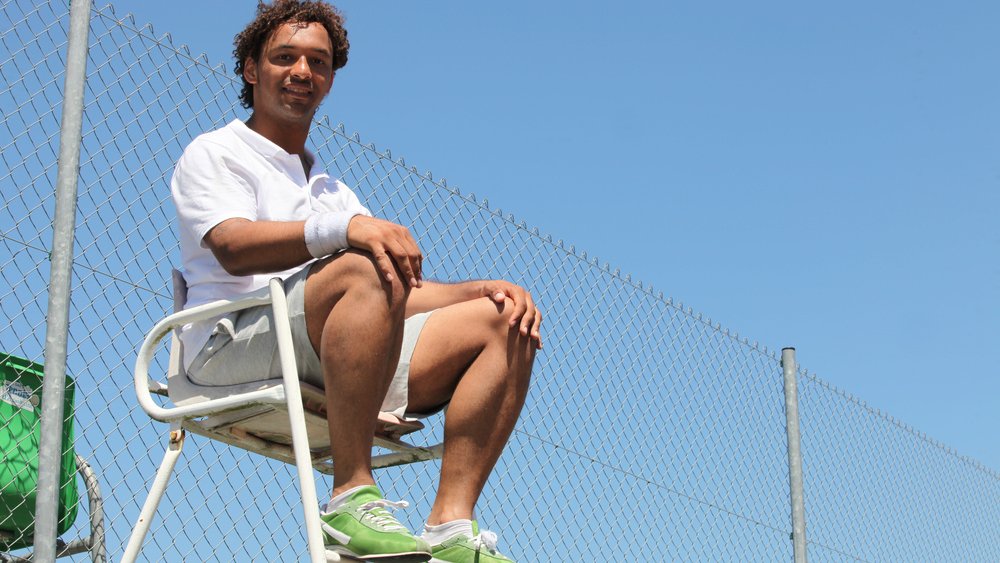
[167, 369, 425, 435]
[158, 334, 435, 474]
[163, 363, 433, 474]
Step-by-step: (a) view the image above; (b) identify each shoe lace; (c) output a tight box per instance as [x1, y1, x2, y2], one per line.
[358, 498, 410, 532]
[473, 529, 499, 553]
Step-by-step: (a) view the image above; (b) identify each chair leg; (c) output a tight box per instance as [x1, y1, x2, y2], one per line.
[268, 279, 332, 563]
[121, 424, 186, 563]
[288, 407, 333, 563]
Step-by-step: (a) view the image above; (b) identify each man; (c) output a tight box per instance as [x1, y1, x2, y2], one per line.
[170, 1, 541, 561]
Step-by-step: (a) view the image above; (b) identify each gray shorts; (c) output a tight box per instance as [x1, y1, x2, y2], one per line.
[186, 263, 433, 419]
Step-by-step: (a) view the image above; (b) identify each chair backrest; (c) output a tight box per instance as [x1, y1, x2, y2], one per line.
[165, 269, 191, 404]
[171, 269, 187, 315]
[165, 269, 187, 399]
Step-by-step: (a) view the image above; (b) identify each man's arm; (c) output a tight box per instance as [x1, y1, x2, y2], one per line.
[204, 215, 424, 285]
[204, 218, 310, 276]
[407, 279, 544, 349]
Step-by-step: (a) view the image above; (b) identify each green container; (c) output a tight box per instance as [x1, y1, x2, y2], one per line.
[0, 354, 78, 550]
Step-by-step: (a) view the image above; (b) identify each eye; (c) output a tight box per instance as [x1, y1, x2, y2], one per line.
[312, 58, 328, 66]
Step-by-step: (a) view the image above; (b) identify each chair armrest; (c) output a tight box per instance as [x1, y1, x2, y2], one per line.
[134, 285, 277, 422]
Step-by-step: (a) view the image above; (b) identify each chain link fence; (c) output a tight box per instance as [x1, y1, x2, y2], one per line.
[0, 1, 997, 561]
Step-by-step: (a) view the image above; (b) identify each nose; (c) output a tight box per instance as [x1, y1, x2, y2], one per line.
[291, 55, 311, 80]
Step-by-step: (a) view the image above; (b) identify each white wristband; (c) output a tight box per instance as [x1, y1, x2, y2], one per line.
[304, 211, 358, 258]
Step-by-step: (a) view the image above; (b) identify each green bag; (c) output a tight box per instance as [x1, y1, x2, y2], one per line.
[0, 354, 78, 550]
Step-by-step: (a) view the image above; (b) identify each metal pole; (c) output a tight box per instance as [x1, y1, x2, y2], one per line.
[781, 347, 808, 563]
[35, 0, 93, 560]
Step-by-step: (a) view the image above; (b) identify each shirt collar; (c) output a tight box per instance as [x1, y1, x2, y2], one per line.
[227, 118, 321, 176]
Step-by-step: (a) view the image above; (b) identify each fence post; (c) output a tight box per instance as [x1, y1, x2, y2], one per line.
[781, 347, 808, 563]
[34, 0, 93, 560]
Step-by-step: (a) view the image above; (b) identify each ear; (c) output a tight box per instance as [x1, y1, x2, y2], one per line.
[243, 57, 258, 85]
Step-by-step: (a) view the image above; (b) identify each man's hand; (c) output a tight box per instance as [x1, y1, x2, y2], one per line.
[347, 215, 423, 287]
[482, 280, 543, 349]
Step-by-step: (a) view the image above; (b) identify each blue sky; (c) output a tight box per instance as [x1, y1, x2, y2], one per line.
[116, 0, 999, 470]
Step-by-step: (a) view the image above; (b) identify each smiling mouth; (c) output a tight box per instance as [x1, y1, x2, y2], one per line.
[283, 86, 312, 99]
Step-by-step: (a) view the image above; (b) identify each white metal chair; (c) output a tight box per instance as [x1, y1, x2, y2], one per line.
[123, 272, 443, 562]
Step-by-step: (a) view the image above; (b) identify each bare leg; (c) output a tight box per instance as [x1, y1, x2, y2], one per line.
[303, 250, 409, 496]
[406, 297, 535, 524]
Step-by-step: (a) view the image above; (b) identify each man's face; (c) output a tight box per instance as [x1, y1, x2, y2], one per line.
[244, 21, 335, 128]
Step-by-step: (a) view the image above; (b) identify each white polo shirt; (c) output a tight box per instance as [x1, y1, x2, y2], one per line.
[171, 119, 370, 366]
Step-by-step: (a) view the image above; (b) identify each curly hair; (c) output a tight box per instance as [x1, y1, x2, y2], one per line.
[233, 0, 349, 109]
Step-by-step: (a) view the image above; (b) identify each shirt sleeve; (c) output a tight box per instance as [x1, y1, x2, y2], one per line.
[171, 139, 257, 248]
[315, 178, 373, 219]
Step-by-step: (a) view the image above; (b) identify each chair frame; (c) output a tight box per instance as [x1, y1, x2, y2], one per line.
[123, 278, 442, 563]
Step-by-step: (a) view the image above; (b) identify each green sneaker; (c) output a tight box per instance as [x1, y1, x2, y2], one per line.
[426, 521, 515, 563]
[320, 485, 431, 562]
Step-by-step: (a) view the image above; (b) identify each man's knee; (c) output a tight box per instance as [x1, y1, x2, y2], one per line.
[466, 296, 513, 334]
[479, 298, 537, 359]
[306, 249, 409, 311]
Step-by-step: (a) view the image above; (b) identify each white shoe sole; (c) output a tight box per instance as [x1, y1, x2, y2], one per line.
[326, 547, 431, 562]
